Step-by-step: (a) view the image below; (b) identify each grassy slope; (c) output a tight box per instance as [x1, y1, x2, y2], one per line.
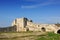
[0, 32, 60, 40]
[36, 32, 60, 40]
[0, 31, 46, 40]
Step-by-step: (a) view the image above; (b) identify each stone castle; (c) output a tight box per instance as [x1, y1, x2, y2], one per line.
[0, 17, 60, 34]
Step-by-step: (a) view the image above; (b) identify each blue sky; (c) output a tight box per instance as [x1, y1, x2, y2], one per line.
[0, 0, 60, 27]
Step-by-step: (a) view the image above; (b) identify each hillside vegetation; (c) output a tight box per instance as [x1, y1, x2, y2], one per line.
[0, 32, 60, 40]
[55, 23, 60, 27]
[36, 32, 60, 40]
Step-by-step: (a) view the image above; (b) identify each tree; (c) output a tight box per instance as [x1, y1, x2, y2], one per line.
[55, 22, 60, 27]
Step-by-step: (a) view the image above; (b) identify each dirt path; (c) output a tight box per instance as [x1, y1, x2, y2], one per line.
[0, 32, 47, 40]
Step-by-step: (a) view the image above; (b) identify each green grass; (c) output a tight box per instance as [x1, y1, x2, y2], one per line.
[0, 32, 60, 40]
[36, 32, 60, 40]
[0, 31, 33, 33]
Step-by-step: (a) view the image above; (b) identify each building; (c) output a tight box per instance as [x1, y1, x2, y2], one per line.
[11, 17, 60, 34]
[0, 17, 60, 34]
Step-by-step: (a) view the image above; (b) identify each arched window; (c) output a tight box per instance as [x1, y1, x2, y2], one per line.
[57, 29, 60, 34]
[41, 27, 46, 32]
[26, 27, 29, 31]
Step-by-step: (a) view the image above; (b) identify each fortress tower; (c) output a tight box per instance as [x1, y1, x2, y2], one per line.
[12, 17, 28, 32]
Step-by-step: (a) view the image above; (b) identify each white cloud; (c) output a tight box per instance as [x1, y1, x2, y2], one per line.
[21, 2, 52, 8]
[21, 0, 59, 8]
[21, 5, 36, 8]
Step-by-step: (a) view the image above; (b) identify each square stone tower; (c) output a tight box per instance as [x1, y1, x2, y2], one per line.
[12, 17, 28, 32]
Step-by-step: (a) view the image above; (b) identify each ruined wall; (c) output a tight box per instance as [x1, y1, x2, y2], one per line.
[26, 21, 41, 31]
[11, 17, 60, 33]
[0, 26, 17, 32]
[0, 17, 60, 33]
[27, 21, 58, 32]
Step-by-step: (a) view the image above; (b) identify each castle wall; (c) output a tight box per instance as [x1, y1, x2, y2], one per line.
[27, 21, 58, 32]
[26, 21, 41, 31]
[0, 17, 60, 33]
[11, 17, 60, 33]
[0, 26, 17, 32]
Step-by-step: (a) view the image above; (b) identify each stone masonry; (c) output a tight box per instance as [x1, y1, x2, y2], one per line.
[0, 17, 60, 34]
[11, 17, 60, 34]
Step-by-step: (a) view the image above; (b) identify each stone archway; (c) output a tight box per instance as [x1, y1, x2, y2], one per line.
[57, 29, 60, 34]
[41, 27, 46, 32]
[26, 27, 29, 31]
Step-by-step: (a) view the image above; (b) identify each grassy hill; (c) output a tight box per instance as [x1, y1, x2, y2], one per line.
[36, 32, 60, 40]
[0, 32, 60, 40]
